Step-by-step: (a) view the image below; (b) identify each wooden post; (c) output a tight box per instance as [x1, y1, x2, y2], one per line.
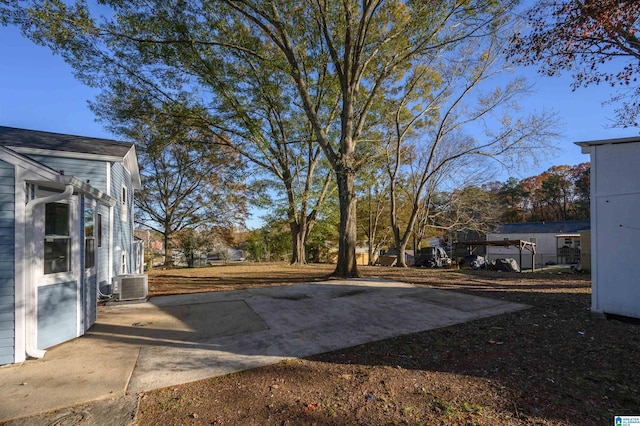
[519, 248, 523, 273]
[532, 250, 535, 272]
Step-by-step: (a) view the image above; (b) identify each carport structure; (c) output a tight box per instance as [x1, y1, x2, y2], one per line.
[454, 240, 537, 271]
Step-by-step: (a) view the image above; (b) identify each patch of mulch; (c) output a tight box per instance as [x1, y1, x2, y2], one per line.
[136, 264, 640, 425]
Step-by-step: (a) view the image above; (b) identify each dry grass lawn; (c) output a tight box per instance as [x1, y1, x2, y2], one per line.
[135, 262, 639, 425]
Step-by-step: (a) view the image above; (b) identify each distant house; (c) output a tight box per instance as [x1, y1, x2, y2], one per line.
[576, 136, 640, 319]
[134, 229, 164, 267]
[134, 229, 164, 252]
[486, 221, 590, 269]
[320, 244, 374, 265]
[0, 126, 142, 365]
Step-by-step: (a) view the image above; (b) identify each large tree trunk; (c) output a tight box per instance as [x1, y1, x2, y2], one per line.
[367, 241, 376, 266]
[367, 191, 376, 266]
[396, 240, 408, 268]
[390, 196, 419, 268]
[389, 177, 407, 268]
[163, 229, 173, 267]
[286, 180, 309, 265]
[289, 221, 308, 265]
[334, 167, 359, 277]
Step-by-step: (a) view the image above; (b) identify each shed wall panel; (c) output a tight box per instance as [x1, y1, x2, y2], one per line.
[594, 193, 640, 318]
[593, 142, 640, 196]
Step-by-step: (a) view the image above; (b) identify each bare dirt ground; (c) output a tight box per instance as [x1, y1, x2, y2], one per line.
[136, 263, 640, 425]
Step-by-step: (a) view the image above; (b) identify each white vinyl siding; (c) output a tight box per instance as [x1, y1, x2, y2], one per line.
[26, 155, 108, 193]
[121, 186, 127, 222]
[111, 163, 134, 275]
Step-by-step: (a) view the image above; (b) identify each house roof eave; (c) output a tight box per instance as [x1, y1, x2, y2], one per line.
[0, 146, 61, 180]
[8, 146, 127, 163]
[0, 126, 133, 158]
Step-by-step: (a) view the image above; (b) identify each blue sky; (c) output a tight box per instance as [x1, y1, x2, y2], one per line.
[1, 22, 637, 181]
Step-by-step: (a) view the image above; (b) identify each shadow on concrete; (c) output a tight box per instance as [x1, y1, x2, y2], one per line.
[87, 299, 268, 350]
[84, 280, 528, 393]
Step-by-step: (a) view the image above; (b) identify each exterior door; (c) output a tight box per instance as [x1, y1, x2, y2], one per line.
[32, 195, 81, 350]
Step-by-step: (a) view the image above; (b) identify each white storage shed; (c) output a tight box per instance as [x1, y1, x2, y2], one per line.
[576, 137, 640, 319]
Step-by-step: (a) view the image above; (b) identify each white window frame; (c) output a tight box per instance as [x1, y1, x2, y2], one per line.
[34, 188, 78, 286]
[121, 251, 127, 274]
[121, 185, 127, 222]
[84, 202, 96, 270]
[44, 202, 72, 275]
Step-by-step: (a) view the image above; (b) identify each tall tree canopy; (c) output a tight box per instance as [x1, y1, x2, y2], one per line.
[129, 119, 246, 265]
[509, 0, 640, 127]
[381, 28, 558, 267]
[5, 0, 535, 276]
[484, 162, 591, 223]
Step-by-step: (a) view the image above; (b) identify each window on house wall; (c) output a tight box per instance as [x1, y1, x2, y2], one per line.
[530, 237, 537, 244]
[121, 251, 127, 274]
[121, 186, 127, 221]
[97, 213, 103, 248]
[44, 202, 70, 274]
[84, 207, 95, 269]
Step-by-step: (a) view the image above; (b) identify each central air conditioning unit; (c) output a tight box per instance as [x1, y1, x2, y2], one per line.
[112, 274, 148, 301]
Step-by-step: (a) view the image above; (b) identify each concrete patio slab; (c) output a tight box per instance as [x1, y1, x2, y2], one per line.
[0, 278, 528, 424]
[0, 332, 139, 422]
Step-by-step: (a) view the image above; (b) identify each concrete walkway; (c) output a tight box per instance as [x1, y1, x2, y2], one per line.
[0, 278, 528, 424]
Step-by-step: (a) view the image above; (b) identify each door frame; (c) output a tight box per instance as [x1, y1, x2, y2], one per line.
[82, 196, 98, 331]
[31, 190, 82, 348]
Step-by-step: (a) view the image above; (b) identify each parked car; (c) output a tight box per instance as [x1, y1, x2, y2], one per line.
[415, 247, 451, 268]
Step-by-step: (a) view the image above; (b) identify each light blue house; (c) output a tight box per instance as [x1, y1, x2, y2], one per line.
[0, 126, 142, 365]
